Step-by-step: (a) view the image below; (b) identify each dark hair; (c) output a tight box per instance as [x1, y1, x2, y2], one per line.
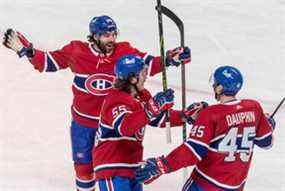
[113, 78, 134, 93]
[87, 34, 95, 43]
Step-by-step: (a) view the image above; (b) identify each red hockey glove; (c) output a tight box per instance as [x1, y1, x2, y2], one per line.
[182, 101, 208, 124]
[144, 89, 174, 119]
[135, 156, 171, 184]
[137, 89, 152, 102]
[3, 29, 35, 58]
[166, 46, 191, 67]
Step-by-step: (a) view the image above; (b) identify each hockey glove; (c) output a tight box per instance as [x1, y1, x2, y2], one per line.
[166, 46, 191, 67]
[137, 88, 152, 103]
[182, 101, 208, 124]
[265, 113, 276, 130]
[145, 89, 174, 119]
[3, 29, 34, 58]
[135, 156, 171, 184]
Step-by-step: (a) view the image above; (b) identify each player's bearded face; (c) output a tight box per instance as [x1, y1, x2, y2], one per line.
[98, 32, 117, 53]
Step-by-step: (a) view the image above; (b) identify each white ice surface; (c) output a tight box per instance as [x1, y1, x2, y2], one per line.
[0, 0, 284, 190]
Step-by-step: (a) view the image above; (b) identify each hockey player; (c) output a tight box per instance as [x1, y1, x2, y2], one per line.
[135, 65, 276, 191]
[2, 15, 191, 191]
[93, 54, 207, 191]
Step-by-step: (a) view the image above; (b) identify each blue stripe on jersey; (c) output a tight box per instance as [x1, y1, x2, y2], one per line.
[99, 123, 121, 138]
[74, 76, 87, 90]
[113, 113, 126, 135]
[144, 55, 154, 66]
[76, 179, 96, 189]
[46, 55, 58, 72]
[185, 139, 208, 159]
[149, 111, 165, 127]
[209, 137, 224, 150]
[254, 134, 273, 148]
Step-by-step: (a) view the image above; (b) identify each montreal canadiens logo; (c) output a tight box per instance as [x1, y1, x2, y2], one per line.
[85, 73, 115, 96]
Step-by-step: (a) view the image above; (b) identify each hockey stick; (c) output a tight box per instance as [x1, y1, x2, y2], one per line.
[159, 4, 187, 145]
[156, 3, 188, 182]
[271, 97, 285, 118]
[156, 0, 172, 144]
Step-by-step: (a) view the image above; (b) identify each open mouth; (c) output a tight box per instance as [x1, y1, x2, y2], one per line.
[105, 42, 115, 49]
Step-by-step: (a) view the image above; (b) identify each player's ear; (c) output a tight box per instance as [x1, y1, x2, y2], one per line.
[93, 34, 99, 41]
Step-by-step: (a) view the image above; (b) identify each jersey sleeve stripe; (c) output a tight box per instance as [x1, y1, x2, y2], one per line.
[183, 142, 202, 161]
[99, 122, 137, 141]
[75, 179, 96, 190]
[112, 111, 132, 135]
[73, 75, 88, 93]
[144, 55, 154, 66]
[255, 132, 273, 140]
[195, 167, 246, 190]
[254, 133, 273, 148]
[99, 122, 113, 129]
[184, 139, 209, 160]
[72, 106, 100, 120]
[149, 111, 166, 127]
[45, 52, 60, 72]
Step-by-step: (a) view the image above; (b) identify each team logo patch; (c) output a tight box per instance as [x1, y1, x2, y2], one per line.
[85, 73, 115, 96]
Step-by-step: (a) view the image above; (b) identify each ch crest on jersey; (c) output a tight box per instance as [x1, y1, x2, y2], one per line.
[85, 73, 115, 96]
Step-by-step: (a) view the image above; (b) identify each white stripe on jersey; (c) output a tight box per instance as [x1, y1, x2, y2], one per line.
[210, 134, 226, 143]
[255, 132, 272, 140]
[74, 73, 89, 78]
[157, 113, 166, 128]
[112, 111, 133, 135]
[187, 138, 209, 149]
[76, 185, 96, 191]
[76, 177, 95, 183]
[73, 106, 100, 120]
[183, 142, 202, 161]
[195, 167, 246, 189]
[100, 122, 113, 129]
[73, 82, 89, 93]
[94, 163, 141, 172]
[43, 53, 48, 72]
[47, 52, 60, 70]
[99, 136, 137, 142]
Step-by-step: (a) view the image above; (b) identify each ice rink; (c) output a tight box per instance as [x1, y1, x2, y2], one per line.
[0, 0, 284, 190]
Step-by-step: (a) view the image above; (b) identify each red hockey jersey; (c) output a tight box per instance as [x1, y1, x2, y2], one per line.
[165, 99, 274, 190]
[93, 89, 184, 180]
[28, 41, 163, 128]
